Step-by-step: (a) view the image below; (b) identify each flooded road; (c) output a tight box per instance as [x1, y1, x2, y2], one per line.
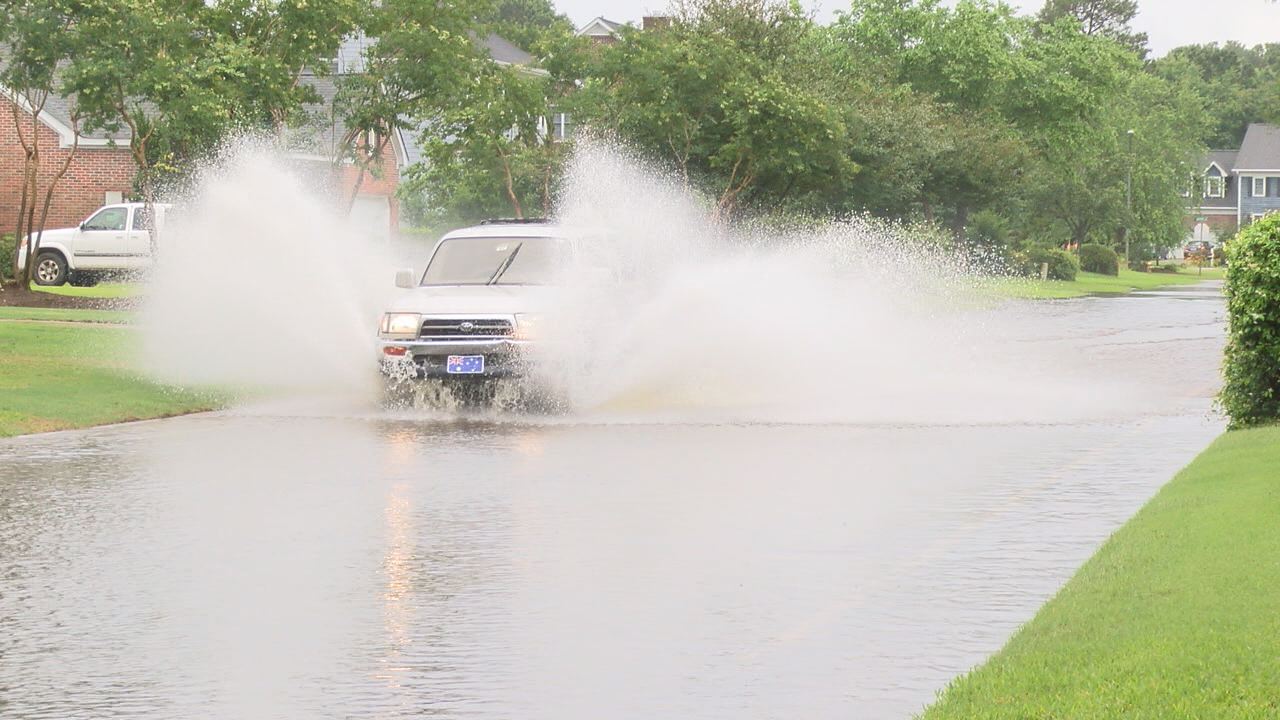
[1, 284, 1224, 719]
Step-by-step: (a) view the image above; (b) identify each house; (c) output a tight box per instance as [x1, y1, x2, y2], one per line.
[288, 71, 409, 244]
[1234, 123, 1280, 226]
[577, 17, 624, 44]
[1188, 123, 1280, 243]
[0, 89, 135, 234]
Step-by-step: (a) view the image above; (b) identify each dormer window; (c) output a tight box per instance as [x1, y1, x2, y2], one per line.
[1205, 176, 1225, 199]
[1254, 177, 1268, 197]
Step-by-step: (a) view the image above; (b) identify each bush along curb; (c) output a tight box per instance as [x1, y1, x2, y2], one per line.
[1221, 213, 1280, 428]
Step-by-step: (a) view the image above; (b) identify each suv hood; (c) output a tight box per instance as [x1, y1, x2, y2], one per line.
[386, 285, 558, 316]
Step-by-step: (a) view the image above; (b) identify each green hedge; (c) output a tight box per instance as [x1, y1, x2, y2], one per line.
[1019, 246, 1079, 281]
[0, 234, 13, 280]
[1221, 213, 1280, 428]
[1078, 243, 1119, 276]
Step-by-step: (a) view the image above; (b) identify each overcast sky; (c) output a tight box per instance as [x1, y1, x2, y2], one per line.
[555, 0, 1280, 56]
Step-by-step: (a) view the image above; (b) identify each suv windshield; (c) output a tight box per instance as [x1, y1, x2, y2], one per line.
[421, 236, 565, 286]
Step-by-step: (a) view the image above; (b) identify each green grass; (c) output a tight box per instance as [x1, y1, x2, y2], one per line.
[922, 427, 1280, 719]
[988, 267, 1224, 300]
[0, 306, 133, 323]
[28, 281, 142, 299]
[0, 318, 218, 437]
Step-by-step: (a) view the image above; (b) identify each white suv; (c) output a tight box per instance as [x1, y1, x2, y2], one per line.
[377, 220, 576, 403]
[19, 202, 169, 286]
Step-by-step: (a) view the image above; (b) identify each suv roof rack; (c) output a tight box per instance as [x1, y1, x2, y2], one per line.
[479, 218, 553, 225]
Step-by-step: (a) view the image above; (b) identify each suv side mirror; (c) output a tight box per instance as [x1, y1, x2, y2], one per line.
[395, 268, 416, 289]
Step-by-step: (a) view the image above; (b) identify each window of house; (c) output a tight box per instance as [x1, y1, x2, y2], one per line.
[1205, 176, 1224, 198]
[83, 207, 127, 232]
[1253, 177, 1267, 197]
[552, 113, 572, 141]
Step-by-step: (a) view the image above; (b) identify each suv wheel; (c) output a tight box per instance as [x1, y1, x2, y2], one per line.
[33, 252, 67, 286]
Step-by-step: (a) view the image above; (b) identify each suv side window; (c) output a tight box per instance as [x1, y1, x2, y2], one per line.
[84, 207, 127, 232]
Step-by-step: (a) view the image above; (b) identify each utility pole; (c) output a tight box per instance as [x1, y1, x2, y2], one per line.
[1125, 129, 1135, 265]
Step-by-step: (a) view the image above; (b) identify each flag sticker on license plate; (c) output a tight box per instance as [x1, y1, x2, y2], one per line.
[446, 355, 485, 374]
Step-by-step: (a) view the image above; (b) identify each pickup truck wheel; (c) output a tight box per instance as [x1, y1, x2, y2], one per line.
[33, 252, 67, 286]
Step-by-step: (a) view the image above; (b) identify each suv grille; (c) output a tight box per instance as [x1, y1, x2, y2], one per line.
[419, 318, 514, 340]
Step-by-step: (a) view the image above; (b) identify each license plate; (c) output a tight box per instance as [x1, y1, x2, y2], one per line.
[446, 355, 485, 374]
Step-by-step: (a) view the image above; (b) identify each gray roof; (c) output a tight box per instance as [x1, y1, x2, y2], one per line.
[480, 33, 534, 66]
[287, 72, 348, 159]
[1205, 149, 1238, 175]
[1235, 123, 1280, 171]
[0, 69, 131, 143]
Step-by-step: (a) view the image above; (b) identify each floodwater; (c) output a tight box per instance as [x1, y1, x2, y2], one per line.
[0, 283, 1224, 719]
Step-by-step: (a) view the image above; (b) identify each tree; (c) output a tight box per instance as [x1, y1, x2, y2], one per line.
[1, 0, 80, 285]
[483, 0, 575, 55]
[578, 0, 857, 219]
[1156, 42, 1280, 148]
[334, 0, 491, 212]
[1037, 0, 1148, 58]
[204, 0, 364, 129]
[65, 1, 244, 228]
[405, 66, 565, 225]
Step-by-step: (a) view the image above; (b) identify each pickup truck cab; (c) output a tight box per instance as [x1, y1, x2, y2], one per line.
[19, 202, 169, 286]
[377, 219, 577, 406]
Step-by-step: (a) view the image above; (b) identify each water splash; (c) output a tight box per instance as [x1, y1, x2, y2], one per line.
[139, 140, 391, 395]
[537, 139, 1118, 424]
[138, 138, 1127, 425]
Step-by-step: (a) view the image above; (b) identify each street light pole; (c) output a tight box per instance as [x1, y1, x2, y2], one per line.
[1125, 129, 1135, 265]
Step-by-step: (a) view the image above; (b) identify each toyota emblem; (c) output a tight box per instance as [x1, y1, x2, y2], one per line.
[459, 321, 476, 333]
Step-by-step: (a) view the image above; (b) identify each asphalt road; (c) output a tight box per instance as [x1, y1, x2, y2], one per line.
[0, 283, 1226, 719]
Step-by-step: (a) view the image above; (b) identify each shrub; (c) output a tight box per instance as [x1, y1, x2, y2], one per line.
[1077, 243, 1119, 276]
[0, 234, 13, 280]
[1019, 246, 1079, 281]
[1221, 213, 1280, 428]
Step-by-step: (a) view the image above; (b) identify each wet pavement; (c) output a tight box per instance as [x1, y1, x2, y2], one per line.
[0, 283, 1226, 719]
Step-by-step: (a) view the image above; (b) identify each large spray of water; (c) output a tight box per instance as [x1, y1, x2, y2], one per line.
[139, 139, 1123, 424]
[140, 142, 392, 395]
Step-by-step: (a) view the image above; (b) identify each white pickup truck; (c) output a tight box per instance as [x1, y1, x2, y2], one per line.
[19, 202, 169, 286]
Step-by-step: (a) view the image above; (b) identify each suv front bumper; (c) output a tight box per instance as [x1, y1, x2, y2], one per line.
[378, 338, 535, 379]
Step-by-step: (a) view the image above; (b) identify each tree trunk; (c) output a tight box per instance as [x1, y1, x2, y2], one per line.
[950, 205, 970, 243]
[32, 124, 82, 281]
[496, 145, 523, 219]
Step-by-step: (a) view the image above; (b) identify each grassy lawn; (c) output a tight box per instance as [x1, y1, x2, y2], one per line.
[0, 306, 133, 323]
[988, 266, 1225, 300]
[27, 281, 142, 299]
[922, 427, 1280, 719]
[0, 318, 218, 437]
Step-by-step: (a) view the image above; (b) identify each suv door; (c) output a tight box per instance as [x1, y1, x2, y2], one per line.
[74, 206, 130, 269]
[127, 206, 153, 268]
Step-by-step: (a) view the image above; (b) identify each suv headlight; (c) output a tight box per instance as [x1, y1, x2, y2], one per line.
[514, 313, 542, 341]
[380, 312, 421, 340]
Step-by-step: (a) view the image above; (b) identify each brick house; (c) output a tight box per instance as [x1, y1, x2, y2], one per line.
[0, 89, 135, 235]
[1187, 123, 1280, 243]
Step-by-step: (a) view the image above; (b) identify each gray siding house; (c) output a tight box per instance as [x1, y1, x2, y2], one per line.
[1235, 123, 1280, 226]
[1188, 123, 1280, 242]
